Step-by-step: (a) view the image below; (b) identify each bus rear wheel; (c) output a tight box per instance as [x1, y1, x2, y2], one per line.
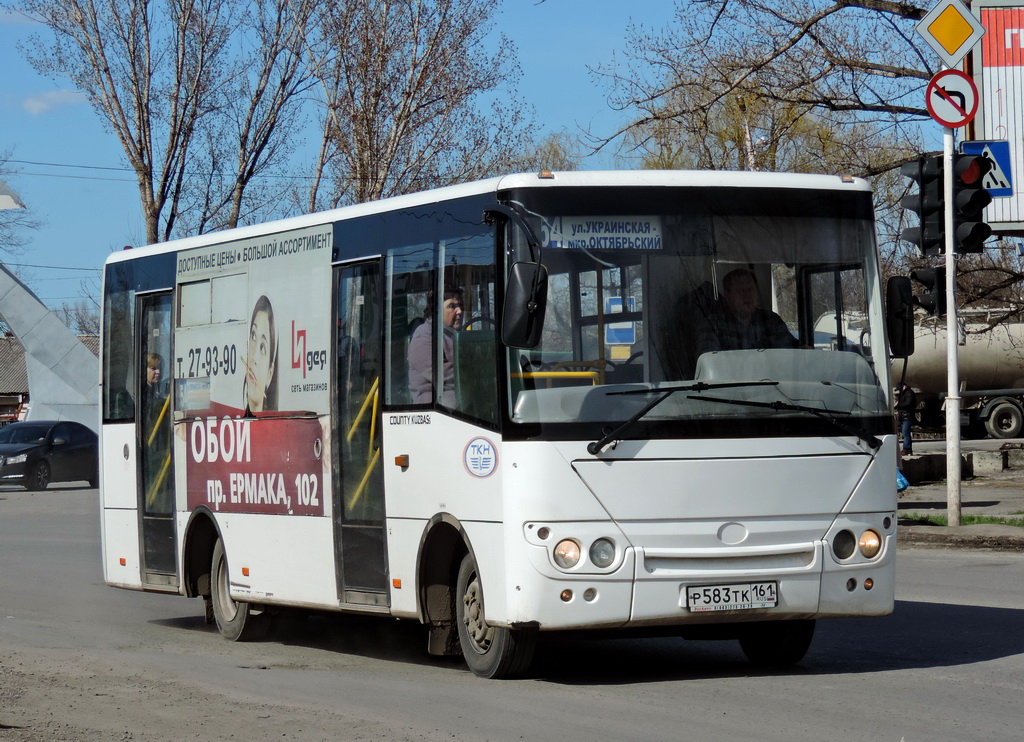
[210, 538, 268, 642]
[738, 619, 815, 666]
[455, 554, 536, 679]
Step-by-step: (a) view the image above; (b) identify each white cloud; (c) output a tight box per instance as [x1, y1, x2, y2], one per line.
[22, 89, 88, 115]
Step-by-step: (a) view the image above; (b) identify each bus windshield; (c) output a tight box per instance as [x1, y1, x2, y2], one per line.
[501, 184, 890, 440]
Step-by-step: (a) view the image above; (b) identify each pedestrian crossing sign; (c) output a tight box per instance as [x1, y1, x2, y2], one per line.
[961, 140, 1015, 198]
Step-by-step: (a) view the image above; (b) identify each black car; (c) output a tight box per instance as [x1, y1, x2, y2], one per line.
[0, 420, 98, 490]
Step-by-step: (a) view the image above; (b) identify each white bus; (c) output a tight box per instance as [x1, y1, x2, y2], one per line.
[100, 170, 899, 678]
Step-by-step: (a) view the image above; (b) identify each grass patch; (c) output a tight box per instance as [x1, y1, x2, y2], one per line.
[902, 513, 1024, 528]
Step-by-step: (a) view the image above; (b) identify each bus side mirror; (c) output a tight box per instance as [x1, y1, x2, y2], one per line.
[502, 261, 548, 349]
[886, 276, 914, 357]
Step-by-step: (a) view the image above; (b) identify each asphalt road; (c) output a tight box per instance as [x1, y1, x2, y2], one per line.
[1, 486, 1022, 741]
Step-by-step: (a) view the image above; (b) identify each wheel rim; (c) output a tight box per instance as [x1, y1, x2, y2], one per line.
[214, 553, 239, 622]
[994, 406, 1020, 435]
[34, 464, 49, 488]
[461, 570, 493, 654]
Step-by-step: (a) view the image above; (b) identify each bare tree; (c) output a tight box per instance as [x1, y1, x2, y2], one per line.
[517, 130, 585, 173]
[594, 0, 932, 176]
[57, 295, 101, 336]
[13, 0, 313, 244]
[304, 0, 537, 207]
[179, 0, 316, 234]
[0, 152, 41, 254]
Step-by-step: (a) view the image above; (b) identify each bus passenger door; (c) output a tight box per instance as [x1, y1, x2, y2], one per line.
[137, 292, 177, 584]
[333, 262, 389, 606]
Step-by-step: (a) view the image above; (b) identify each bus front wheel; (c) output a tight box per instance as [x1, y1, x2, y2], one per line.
[455, 554, 536, 679]
[738, 619, 815, 666]
[210, 538, 268, 642]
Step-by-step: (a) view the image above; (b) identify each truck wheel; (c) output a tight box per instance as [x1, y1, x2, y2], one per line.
[986, 402, 1023, 439]
[455, 553, 536, 678]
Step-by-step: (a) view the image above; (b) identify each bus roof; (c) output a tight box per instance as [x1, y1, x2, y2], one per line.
[104, 170, 871, 266]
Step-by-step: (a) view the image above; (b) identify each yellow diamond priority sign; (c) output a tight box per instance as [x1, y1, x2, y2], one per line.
[916, 0, 986, 68]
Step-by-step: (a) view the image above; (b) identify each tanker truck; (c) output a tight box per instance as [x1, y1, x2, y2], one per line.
[890, 312, 1024, 439]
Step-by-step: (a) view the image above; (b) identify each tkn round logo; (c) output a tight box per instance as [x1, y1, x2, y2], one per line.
[463, 437, 498, 478]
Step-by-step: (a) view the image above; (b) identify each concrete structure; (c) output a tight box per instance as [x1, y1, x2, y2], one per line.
[0, 262, 99, 431]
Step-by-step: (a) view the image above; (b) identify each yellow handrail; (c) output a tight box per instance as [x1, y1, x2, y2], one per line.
[511, 370, 599, 388]
[345, 376, 382, 511]
[347, 377, 380, 443]
[145, 454, 172, 511]
[347, 447, 381, 511]
[147, 395, 170, 447]
[368, 382, 379, 458]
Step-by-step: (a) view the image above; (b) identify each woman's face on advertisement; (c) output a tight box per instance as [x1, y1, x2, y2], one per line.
[247, 309, 274, 410]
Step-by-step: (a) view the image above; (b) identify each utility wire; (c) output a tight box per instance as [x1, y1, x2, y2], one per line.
[9, 158, 318, 181]
[5, 262, 99, 272]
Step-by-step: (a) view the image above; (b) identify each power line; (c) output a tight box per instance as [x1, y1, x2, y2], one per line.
[5, 262, 99, 272]
[10, 159, 129, 173]
[9, 158, 319, 181]
[18, 171, 136, 183]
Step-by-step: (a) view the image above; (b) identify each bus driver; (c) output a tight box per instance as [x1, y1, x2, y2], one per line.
[695, 268, 800, 354]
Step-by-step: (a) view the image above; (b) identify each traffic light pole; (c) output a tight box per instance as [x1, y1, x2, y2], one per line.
[943, 127, 962, 527]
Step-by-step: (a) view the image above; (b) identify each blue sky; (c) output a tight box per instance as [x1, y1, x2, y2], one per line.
[0, 1, 677, 311]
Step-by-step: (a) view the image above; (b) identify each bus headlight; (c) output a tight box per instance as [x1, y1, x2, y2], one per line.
[553, 539, 581, 569]
[858, 529, 882, 558]
[832, 530, 856, 560]
[589, 538, 616, 568]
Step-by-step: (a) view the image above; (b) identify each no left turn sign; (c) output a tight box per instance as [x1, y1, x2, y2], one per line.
[925, 69, 979, 128]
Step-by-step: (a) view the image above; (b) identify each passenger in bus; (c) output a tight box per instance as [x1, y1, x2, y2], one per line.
[142, 353, 172, 513]
[244, 295, 278, 414]
[143, 353, 167, 419]
[695, 268, 800, 354]
[408, 285, 463, 407]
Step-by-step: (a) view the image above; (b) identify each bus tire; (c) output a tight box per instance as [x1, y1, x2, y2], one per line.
[210, 538, 268, 642]
[985, 401, 1023, 439]
[455, 553, 536, 679]
[738, 619, 815, 666]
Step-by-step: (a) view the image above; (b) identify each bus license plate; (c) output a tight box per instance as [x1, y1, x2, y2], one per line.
[685, 582, 778, 612]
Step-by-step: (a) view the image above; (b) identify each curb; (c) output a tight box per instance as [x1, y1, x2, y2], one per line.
[898, 525, 1024, 552]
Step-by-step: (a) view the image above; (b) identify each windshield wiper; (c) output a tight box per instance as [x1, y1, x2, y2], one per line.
[586, 381, 778, 455]
[690, 394, 881, 450]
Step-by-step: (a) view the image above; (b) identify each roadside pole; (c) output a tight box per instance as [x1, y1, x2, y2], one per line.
[943, 127, 962, 527]
[914, 0, 993, 528]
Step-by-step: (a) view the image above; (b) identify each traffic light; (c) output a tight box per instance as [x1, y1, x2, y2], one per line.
[952, 153, 993, 253]
[910, 266, 947, 316]
[900, 154, 944, 255]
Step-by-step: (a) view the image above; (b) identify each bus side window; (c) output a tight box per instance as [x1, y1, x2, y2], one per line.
[102, 284, 136, 422]
[452, 268, 499, 425]
[385, 245, 434, 407]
